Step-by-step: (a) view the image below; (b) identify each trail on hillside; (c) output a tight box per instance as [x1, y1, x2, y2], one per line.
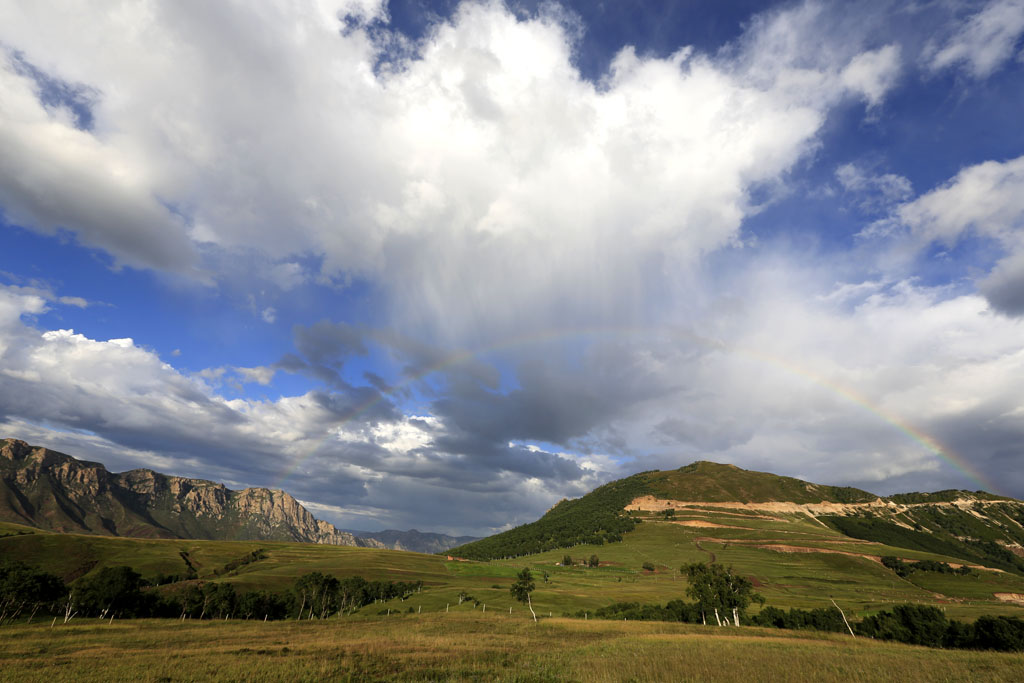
[694, 538, 716, 563]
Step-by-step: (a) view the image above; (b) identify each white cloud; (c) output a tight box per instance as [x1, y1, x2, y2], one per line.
[57, 296, 90, 308]
[928, 0, 1024, 77]
[0, 53, 197, 272]
[840, 44, 901, 107]
[836, 162, 913, 212]
[894, 155, 1024, 247]
[0, 0, 903, 341]
[878, 155, 1024, 315]
[234, 365, 277, 386]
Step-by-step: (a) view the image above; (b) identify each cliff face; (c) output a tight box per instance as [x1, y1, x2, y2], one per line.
[0, 438, 370, 546]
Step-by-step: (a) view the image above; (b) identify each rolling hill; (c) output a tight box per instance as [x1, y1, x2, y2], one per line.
[5, 453, 1024, 631]
[449, 461, 1024, 576]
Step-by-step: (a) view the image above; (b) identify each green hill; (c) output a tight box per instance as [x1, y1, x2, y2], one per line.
[450, 461, 1024, 576]
[645, 461, 878, 504]
[448, 471, 655, 561]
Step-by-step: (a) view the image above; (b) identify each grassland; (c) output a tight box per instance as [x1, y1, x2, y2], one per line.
[5, 509, 1024, 680]
[6, 507, 1024, 622]
[2, 613, 1024, 682]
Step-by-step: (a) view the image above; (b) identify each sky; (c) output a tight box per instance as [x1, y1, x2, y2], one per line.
[1, 0, 1023, 536]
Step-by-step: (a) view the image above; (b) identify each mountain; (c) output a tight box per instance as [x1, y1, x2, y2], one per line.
[0, 438, 382, 547]
[449, 461, 1024, 574]
[344, 528, 479, 554]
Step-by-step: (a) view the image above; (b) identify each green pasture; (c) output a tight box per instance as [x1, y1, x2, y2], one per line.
[4, 515, 1024, 622]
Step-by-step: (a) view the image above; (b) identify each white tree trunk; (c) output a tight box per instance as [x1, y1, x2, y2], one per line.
[732, 607, 739, 627]
[527, 593, 537, 623]
[714, 608, 721, 626]
[831, 599, 855, 638]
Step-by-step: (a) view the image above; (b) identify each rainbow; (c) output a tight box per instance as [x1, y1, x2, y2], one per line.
[273, 326, 1001, 495]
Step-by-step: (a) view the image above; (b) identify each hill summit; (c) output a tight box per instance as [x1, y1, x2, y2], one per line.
[643, 461, 878, 504]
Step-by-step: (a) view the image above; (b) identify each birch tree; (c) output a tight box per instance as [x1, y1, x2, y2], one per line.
[510, 568, 537, 623]
[682, 563, 762, 627]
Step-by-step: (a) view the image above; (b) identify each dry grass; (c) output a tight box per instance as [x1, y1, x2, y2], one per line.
[2, 613, 1023, 682]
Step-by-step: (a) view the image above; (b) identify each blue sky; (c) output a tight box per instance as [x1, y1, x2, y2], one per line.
[2, 0, 1024, 535]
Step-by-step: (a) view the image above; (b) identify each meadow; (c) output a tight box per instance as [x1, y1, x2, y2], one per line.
[5, 509, 1024, 622]
[5, 509, 1024, 681]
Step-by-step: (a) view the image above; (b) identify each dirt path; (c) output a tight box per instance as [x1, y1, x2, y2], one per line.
[694, 538, 716, 563]
[671, 520, 749, 530]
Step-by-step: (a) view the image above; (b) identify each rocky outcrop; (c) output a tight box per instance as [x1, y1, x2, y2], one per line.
[0, 438, 371, 546]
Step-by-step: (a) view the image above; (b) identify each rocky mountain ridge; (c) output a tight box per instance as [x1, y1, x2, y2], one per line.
[0, 438, 381, 547]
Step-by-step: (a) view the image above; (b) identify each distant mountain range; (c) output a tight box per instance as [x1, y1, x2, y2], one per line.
[0, 438, 468, 552]
[343, 528, 479, 554]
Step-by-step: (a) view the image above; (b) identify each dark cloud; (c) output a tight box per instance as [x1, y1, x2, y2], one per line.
[979, 260, 1024, 316]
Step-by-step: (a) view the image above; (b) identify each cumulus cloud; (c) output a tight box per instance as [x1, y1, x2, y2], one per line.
[928, 0, 1024, 78]
[877, 155, 1024, 315]
[4, 1, 1019, 532]
[0, 51, 198, 272]
[0, 0, 903, 341]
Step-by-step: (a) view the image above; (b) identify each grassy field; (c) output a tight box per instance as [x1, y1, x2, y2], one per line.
[5, 511, 1024, 622]
[5, 513, 1024, 680]
[2, 613, 1023, 682]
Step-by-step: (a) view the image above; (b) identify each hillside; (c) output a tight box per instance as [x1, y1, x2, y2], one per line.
[647, 461, 878, 503]
[450, 461, 1024, 574]
[0, 438, 377, 547]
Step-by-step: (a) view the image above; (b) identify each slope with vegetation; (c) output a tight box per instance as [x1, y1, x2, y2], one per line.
[452, 460, 1024, 579]
[449, 471, 655, 560]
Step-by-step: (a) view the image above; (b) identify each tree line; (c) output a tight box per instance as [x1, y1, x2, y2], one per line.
[571, 561, 1024, 652]
[0, 560, 422, 623]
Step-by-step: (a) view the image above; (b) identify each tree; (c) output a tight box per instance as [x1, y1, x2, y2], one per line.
[201, 582, 237, 620]
[293, 572, 339, 619]
[662, 508, 676, 520]
[510, 568, 537, 623]
[588, 555, 600, 568]
[0, 561, 66, 624]
[237, 590, 287, 621]
[642, 562, 655, 572]
[562, 555, 573, 567]
[682, 563, 762, 627]
[75, 566, 146, 618]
